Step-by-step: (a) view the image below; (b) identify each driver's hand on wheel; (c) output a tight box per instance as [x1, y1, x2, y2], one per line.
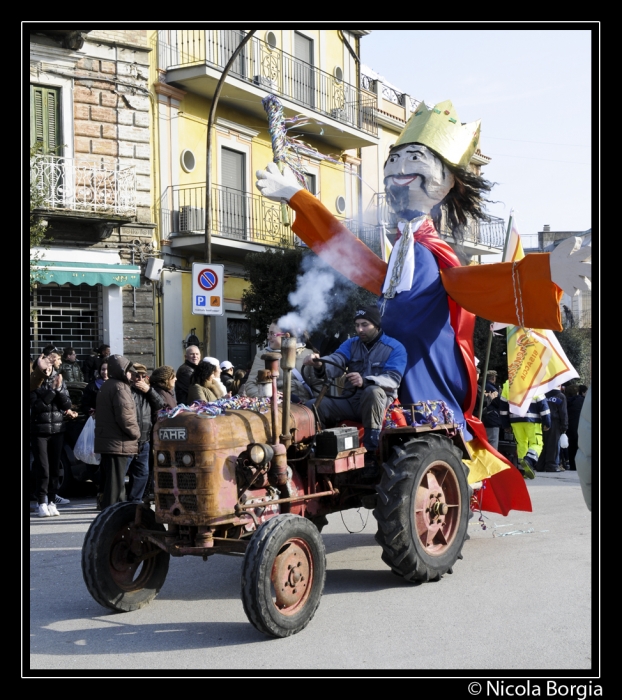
[303, 353, 323, 367]
[345, 372, 363, 388]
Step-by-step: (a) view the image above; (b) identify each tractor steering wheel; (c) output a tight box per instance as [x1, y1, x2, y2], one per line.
[308, 357, 359, 403]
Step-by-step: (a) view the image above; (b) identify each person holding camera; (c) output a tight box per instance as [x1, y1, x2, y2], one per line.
[30, 353, 78, 516]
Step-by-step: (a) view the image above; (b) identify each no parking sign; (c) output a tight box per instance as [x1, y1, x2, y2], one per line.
[192, 262, 224, 315]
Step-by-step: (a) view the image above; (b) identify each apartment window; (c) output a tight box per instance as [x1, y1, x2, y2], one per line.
[30, 84, 62, 155]
[293, 32, 314, 107]
[219, 147, 247, 239]
[304, 172, 317, 196]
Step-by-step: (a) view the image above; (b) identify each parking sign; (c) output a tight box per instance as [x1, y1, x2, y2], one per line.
[192, 263, 224, 315]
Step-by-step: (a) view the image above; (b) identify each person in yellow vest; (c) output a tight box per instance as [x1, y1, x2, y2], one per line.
[499, 380, 551, 479]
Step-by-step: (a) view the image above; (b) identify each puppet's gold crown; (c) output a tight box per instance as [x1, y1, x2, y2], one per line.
[394, 100, 481, 168]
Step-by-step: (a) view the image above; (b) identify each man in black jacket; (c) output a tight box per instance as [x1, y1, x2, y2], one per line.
[536, 385, 569, 473]
[481, 369, 503, 451]
[175, 345, 201, 404]
[125, 363, 164, 502]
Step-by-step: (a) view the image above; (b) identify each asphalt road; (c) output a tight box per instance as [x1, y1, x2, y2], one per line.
[28, 469, 594, 675]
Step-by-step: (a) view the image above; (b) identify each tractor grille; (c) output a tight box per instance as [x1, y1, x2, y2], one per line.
[157, 472, 174, 490]
[177, 472, 197, 490]
[158, 493, 176, 510]
[179, 494, 198, 512]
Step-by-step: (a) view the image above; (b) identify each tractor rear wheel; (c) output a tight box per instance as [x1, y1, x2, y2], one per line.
[241, 514, 326, 637]
[82, 502, 170, 612]
[374, 434, 471, 582]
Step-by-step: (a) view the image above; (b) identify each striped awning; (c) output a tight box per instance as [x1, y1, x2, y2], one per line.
[32, 260, 141, 287]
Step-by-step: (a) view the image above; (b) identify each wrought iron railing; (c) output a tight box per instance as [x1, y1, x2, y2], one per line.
[440, 216, 507, 250]
[381, 84, 403, 105]
[360, 73, 375, 92]
[157, 30, 377, 137]
[341, 218, 383, 258]
[160, 183, 296, 248]
[360, 66, 429, 116]
[30, 154, 136, 215]
[365, 192, 506, 250]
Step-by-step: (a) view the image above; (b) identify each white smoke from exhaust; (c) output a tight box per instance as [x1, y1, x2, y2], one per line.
[278, 254, 340, 337]
[278, 229, 371, 339]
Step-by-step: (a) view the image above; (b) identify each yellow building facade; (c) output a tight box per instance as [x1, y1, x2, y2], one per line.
[148, 29, 378, 370]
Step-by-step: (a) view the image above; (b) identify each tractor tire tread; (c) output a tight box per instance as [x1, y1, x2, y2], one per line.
[373, 434, 472, 583]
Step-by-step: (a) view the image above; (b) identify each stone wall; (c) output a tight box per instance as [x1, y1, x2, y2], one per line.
[73, 34, 151, 224]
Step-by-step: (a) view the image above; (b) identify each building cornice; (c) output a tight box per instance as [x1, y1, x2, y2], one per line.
[215, 117, 260, 139]
[30, 41, 84, 68]
[154, 80, 187, 101]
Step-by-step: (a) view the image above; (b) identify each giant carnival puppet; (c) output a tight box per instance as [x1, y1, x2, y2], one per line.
[256, 100, 591, 516]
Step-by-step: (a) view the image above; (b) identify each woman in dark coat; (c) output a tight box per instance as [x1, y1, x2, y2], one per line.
[94, 354, 140, 509]
[81, 361, 109, 416]
[144, 366, 178, 503]
[83, 344, 111, 383]
[149, 366, 178, 416]
[187, 361, 227, 404]
[30, 356, 78, 516]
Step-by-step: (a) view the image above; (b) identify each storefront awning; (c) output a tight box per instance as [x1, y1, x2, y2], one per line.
[32, 260, 141, 287]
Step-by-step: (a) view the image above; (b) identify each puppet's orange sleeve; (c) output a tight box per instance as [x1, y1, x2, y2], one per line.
[290, 190, 387, 296]
[441, 257, 563, 331]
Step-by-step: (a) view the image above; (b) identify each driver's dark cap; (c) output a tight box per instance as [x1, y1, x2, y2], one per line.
[354, 306, 381, 328]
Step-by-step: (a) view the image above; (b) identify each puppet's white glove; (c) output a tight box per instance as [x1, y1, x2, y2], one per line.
[549, 236, 591, 297]
[255, 162, 302, 203]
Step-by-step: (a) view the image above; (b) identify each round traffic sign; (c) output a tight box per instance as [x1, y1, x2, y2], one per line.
[197, 268, 218, 291]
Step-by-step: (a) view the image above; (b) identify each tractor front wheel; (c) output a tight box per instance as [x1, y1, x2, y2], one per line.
[82, 502, 170, 612]
[241, 514, 326, 637]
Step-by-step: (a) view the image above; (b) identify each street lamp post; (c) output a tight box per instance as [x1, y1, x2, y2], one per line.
[203, 30, 256, 356]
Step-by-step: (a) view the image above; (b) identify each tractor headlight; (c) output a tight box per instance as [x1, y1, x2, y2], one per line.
[248, 443, 274, 467]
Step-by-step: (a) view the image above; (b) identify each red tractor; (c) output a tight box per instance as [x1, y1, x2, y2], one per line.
[82, 337, 472, 637]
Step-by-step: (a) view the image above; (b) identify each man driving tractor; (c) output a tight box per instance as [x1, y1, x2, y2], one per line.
[303, 306, 407, 476]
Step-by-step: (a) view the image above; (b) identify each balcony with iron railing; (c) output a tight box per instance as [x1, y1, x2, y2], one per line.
[157, 30, 378, 145]
[360, 71, 427, 118]
[30, 154, 136, 216]
[160, 183, 383, 258]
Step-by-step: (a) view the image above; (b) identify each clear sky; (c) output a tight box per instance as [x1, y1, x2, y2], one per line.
[359, 27, 594, 249]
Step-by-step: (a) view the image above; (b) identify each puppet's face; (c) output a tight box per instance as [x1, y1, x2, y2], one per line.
[383, 144, 454, 217]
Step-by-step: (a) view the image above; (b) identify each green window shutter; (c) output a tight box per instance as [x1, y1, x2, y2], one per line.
[30, 85, 61, 154]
